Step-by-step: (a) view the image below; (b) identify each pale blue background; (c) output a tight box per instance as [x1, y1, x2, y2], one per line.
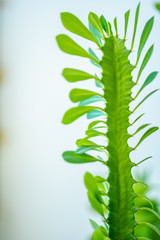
[1, 0, 160, 240]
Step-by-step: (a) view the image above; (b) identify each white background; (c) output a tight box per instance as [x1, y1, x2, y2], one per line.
[1, 0, 160, 239]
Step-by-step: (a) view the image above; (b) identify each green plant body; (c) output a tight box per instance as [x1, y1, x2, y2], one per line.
[56, 3, 160, 240]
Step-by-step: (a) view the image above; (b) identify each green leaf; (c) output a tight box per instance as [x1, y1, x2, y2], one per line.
[89, 49, 101, 68]
[69, 88, 102, 103]
[87, 109, 106, 119]
[137, 237, 152, 240]
[76, 145, 102, 154]
[89, 23, 103, 47]
[95, 176, 106, 183]
[62, 68, 99, 82]
[137, 222, 160, 237]
[89, 219, 99, 230]
[89, 48, 100, 62]
[135, 156, 152, 166]
[88, 12, 104, 36]
[136, 17, 154, 65]
[132, 124, 150, 136]
[131, 113, 145, 125]
[95, 79, 104, 88]
[155, 3, 160, 11]
[124, 10, 130, 39]
[62, 106, 102, 124]
[134, 127, 159, 149]
[60, 12, 98, 45]
[88, 120, 106, 129]
[139, 207, 160, 220]
[133, 89, 159, 113]
[62, 151, 100, 164]
[88, 192, 104, 217]
[92, 230, 105, 240]
[100, 15, 109, 35]
[56, 34, 97, 60]
[79, 96, 105, 106]
[131, 3, 140, 51]
[84, 172, 103, 203]
[133, 182, 149, 195]
[135, 72, 158, 98]
[86, 129, 106, 137]
[76, 139, 96, 147]
[134, 195, 154, 209]
[113, 17, 118, 36]
[108, 21, 113, 36]
[136, 45, 154, 84]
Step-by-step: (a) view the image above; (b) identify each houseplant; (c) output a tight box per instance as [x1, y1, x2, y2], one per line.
[56, 3, 160, 239]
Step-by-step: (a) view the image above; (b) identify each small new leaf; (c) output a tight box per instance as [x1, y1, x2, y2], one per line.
[124, 10, 130, 39]
[100, 15, 109, 35]
[88, 12, 104, 36]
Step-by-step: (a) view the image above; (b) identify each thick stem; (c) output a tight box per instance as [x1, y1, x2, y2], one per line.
[101, 37, 136, 240]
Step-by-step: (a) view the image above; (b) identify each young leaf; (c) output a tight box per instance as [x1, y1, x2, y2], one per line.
[79, 96, 105, 106]
[88, 120, 106, 129]
[89, 219, 99, 230]
[124, 10, 130, 39]
[132, 124, 150, 136]
[135, 156, 152, 166]
[133, 182, 149, 195]
[136, 17, 154, 65]
[89, 48, 101, 68]
[89, 23, 103, 46]
[86, 129, 106, 136]
[100, 15, 109, 35]
[134, 195, 154, 209]
[76, 145, 102, 154]
[61, 12, 98, 45]
[88, 192, 104, 217]
[84, 172, 103, 203]
[136, 45, 154, 83]
[131, 3, 140, 51]
[69, 88, 102, 103]
[114, 17, 118, 36]
[137, 222, 160, 237]
[133, 89, 159, 112]
[62, 68, 99, 82]
[131, 113, 145, 126]
[108, 21, 113, 36]
[62, 151, 100, 164]
[135, 72, 158, 99]
[76, 139, 96, 147]
[137, 237, 152, 240]
[95, 79, 104, 88]
[92, 229, 105, 240]
[134, 127, 159, 149]
[155, 3, 160, 11]
[87, 109, 106, 119]
[56, 34, 97, 60]
[88, 48, 100, 62]
[139, 207, 160, 220]
[88, 12, 104, 36]
[62, 106, 103, 124]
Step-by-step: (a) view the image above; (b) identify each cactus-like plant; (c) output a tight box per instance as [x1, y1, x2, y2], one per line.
[56, 3, 160, 240]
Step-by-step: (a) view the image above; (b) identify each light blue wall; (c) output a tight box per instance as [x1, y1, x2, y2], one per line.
[1, 0, 160, 240]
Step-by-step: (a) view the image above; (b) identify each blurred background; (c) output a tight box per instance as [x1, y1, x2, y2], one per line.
[0, 0, 160, 239]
